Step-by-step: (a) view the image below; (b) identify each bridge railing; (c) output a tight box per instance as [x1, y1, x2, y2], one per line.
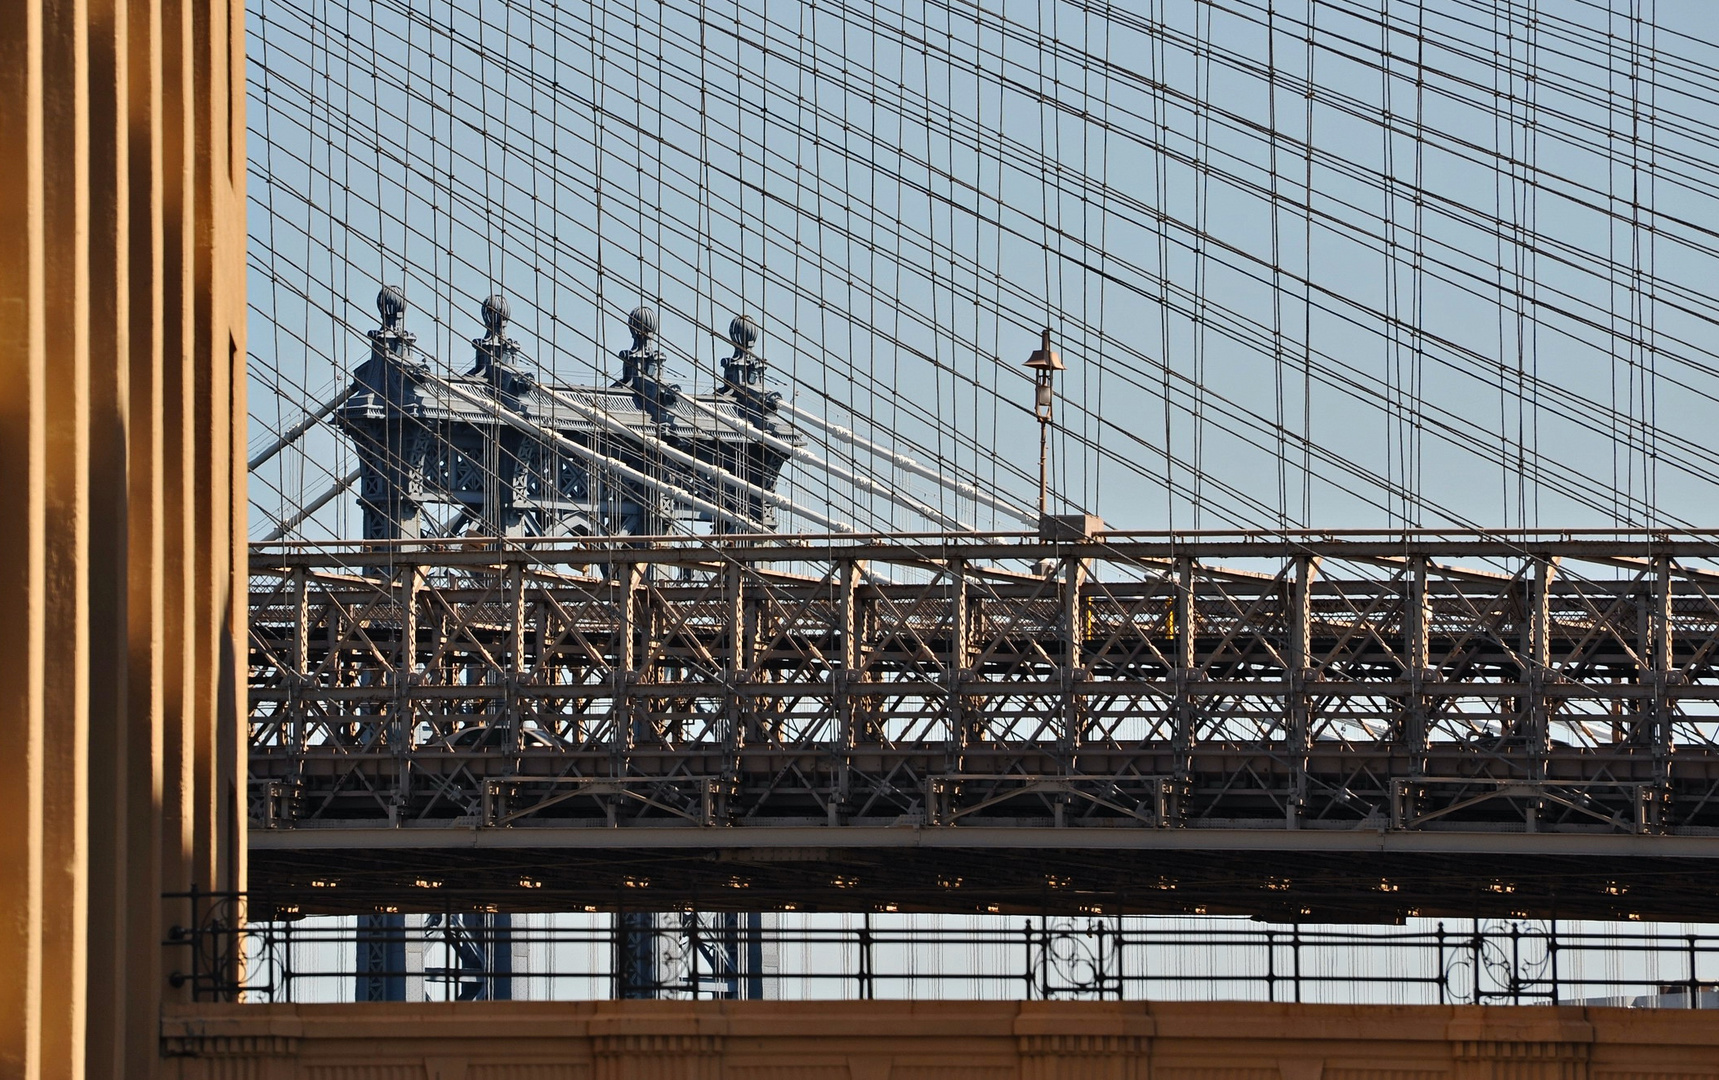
[248, 533, 1719, 835]
[167, 889, 1719, 1007]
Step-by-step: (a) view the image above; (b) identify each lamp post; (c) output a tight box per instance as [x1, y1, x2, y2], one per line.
[1023, 327, 1064, 518]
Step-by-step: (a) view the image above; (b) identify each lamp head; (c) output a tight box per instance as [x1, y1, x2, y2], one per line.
[1023, 327, 1064, 372]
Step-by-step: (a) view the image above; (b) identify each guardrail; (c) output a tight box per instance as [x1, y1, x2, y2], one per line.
[167, 890, 1719, 1007]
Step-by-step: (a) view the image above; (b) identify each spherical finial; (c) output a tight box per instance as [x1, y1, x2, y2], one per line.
[628, 305, 660, 340]
[481, 294, 511, 336]
[728, 314, 760, 351]
[377, 285, 407, 328]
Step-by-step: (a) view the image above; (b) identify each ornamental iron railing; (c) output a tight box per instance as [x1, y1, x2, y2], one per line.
[166, 890, 1719, 1007]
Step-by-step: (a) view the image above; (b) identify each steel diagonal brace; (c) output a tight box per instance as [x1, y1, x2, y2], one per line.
[1397, 779, 1645, 832]
[488, 778, 713, 827]
[939, 777, 1164, 826]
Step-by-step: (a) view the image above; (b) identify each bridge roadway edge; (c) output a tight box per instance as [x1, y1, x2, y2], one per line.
[159, 999, 1719, 1079]
[249, 824, 1719, 856]
[247, 826, 1719, 921]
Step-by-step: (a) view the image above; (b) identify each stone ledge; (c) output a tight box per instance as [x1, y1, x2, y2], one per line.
[155, 999, 1719, 1079]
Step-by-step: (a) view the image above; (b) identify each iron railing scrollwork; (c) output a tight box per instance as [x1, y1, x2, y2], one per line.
[163, 888, 249, 1002]
[165, 894, 1719, 1007]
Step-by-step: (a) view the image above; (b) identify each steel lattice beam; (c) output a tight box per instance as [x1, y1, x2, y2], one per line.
[247, 534, 1719, 918]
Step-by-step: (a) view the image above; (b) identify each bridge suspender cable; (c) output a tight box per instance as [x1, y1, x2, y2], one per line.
[433, 379, 768, 535]
[527, 381, 856, 534]
[261, 466, 362, 542]
[773, 399, 1039, 527]
[248, 386, 355, 472]
[437, 378, 854, 535]
[674, 392, 973, 533]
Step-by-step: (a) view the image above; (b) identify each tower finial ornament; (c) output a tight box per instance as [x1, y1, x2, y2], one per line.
[481, 294, 511, 338]
[628, 305, 660, 351]
[469, 293, 524, 380]
[723, 313, 766, 387]
[728, 314, 759, 352]
[618, 304, 664, 384]
[377, 285, 408, 331]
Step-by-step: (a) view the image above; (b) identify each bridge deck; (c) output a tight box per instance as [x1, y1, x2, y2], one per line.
[248, 534, 1719, 918]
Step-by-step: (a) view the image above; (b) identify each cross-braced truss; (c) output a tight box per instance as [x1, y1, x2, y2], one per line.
[247, 532, 1719, 918]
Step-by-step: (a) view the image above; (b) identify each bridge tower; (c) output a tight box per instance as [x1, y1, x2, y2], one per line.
[334, 287, 791, 999]
[339, 289, 796, 542]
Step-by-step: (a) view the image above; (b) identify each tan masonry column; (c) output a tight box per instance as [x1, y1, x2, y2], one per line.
[0, 1, 244, 1076]
[1448, 1013, 1593, 1080]
[42, 0, 95, 1071]
[120, 0, 170, 1072]
[0, 4, 50, 1079]
[591, 1011, 725, 1080]
[1016, 1003, 1154, 1080]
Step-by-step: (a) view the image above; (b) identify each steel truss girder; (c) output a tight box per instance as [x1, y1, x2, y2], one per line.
[248, 536, 1719, 840]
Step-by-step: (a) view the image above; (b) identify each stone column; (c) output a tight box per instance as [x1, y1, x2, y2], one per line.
[1448, 1013, 1592, 1080]
[592, 1034, 723, 1080]
[1015, 1004, 1153, 1080]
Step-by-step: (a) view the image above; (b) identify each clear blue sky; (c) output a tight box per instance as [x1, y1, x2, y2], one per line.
[245, 0, 1719, 539]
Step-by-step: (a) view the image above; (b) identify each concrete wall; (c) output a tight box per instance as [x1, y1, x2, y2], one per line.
[161, 1001, 1719, 1080]
[0, 0, 247, 1077]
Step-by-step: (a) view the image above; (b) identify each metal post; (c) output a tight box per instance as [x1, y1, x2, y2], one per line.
[1024, 328, 1062, 516]
[1037, 418, 1048, 517]
[836, 559, 862, 818]
[744, 912, 765, 1001]
[725, 562, 746, 810]
[614, 562, 659, 997]
[1527, 558, 1555, 830]
[949, 559, 970, 779]
[1547, 919, 1558, 1003]
[291, 567, 310, 766]
[1511, 923, 1522, 1005]
[1405, 554, 1430, 775]
[1037, 916, 1048, 1000]
[393, 565, 421, 826]
[507, 560, 526, 753]
[686, 914, 701, 999]
[858, 914, 874, 1001]
[1471, 920, 1484, 1004]
[616, 910, 658, 999]
[1652, 556, 1674, 830]
[1063, 556, 1087, 760]
[1173, 557, 1196, 820]
[1109, 918, 1123, 1000]
[1023, 921, 1035, 1000]
[489, 913, 513, 1001]
[1266, 929, 1276, 1002]
[1690, 935, 1700, 1009]
[1435, 922, 1447, 1005]
[1287, 556, 1316, 828]
[280, 918, 296, 1004]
